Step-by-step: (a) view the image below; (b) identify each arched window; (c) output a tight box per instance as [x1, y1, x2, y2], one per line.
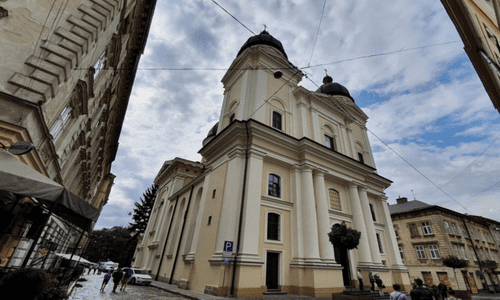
[329, 189, 341, 210]
[325, 135, 335, 151]
[267, 213, 280, 241]
[358, 152, 365, 164]
[272, 111, 282, 130]
[268, 174, 280, 197]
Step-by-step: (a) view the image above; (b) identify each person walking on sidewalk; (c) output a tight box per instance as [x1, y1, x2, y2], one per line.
[390, 284, 408, 300]
[410, 278, 433, 300]
[369, 272, 376, 292]
[112, 268, 123, 293]
[357, 270, 364, 290]
[100, 271, 112, 292]
[120, 268, 133, 291]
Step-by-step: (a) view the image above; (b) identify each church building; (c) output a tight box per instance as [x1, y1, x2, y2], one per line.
[132, 31, 409, 298]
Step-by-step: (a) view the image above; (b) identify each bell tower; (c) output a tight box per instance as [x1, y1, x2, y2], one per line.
[216, 30, 303, 134]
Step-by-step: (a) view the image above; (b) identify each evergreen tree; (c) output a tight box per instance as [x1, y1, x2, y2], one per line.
[129, 184, 158, 237]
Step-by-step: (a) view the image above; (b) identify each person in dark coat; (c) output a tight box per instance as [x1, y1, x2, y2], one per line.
[374, 273, 385, 296]
[437, 283, 448, 300]
[369, 272, 376, 292]
[112, 268, 123, 293]
[410, 278, 434, 300]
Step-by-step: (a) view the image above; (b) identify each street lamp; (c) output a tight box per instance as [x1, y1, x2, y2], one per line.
[0, 141, 35, 155]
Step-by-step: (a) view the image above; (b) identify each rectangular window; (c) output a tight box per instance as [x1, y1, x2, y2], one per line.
[376, 233, 384, 253]
[429, 244, 441, 259]
[422, 222, 433, 235]
[399, 246, 404, 259]
[451, 223, 460, 236]
[461, 246, 468, 260]
[409, 223, 420, 238]
[462, 226, 469, 238]
[369, 203, 376, 222]
[207, 216, 212, 225]
[444, 221, 453, 235]
[469, 246, 478, 261]
[268, 174, 280, 198]
[415, 245, 426, 259]
[453, 244, 461, 259]
[358, 152, 365, 164]
[212, 189, 216, 198]
[50, 106, 73, 141]
[272, 111, 282, 130]
[325, 135, 335, 150]
[93, 52, 107, 81]
[267, 213, 280, 241]
[229, 113, 235, 123]
[394, 226, 399, 238]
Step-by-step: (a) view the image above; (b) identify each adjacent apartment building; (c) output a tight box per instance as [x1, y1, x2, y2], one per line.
[440, 0, 500, 113]
[132, 30, 409, 298]
[0, 0, 156, 267]
[390, 197, 500, 294]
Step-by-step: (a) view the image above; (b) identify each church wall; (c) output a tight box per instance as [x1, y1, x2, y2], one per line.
[324, 179, 351, 215]
[302, 152, 365, 181]
[252, 138, 299, 161]
[190, 162, 228, 293]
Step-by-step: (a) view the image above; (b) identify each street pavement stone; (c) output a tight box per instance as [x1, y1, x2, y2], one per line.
[69, 273, 187, 300]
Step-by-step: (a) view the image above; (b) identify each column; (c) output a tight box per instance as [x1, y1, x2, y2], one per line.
[358, 186, 382, 265]
[311, 107, 320, 142]
[252, 68, 268, 122]
[348, 182, 372, 266]
[313, 170, 336, 264]
[301, 165, 321, 262]
[184, 172, 212, 261]
[213, 149, 245, 256]
[339, 123, 349, 155]
[380, 196, 405, 267]
[238, 149, 266, 263]
[362, 128, 376, 169]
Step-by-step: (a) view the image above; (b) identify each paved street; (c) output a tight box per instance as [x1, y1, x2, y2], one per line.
[69, 272, 187, 300]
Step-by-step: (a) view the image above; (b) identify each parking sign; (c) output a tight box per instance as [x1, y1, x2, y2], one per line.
[224, 241, 233, 252]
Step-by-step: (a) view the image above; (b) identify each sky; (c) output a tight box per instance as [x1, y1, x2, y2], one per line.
[95, 0, 500, 229]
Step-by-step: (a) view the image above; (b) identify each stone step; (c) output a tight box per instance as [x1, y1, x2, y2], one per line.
[264, 289, 287, 295]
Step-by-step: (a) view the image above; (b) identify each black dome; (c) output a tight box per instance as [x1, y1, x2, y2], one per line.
[237, 30, 288, 59]
[315, 75, 354, 102]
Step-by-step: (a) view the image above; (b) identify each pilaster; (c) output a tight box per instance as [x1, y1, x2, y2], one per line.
[313, 169, 336, 264]
[380, 196, 406, 268]
[358, 186, 383, 265]
[348, 182, 372, 266]
[300, 164, 321, 262]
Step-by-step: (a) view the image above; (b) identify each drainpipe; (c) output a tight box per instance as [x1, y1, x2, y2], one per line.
[461, 217, 486, 288]
[155, 195, 179, 281]
[230, 121, 250, 297]
[479, 50, 500, 77]
[169, 185, 195, 284]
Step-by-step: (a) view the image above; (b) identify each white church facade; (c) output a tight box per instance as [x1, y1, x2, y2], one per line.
[132, 31, 409, 298]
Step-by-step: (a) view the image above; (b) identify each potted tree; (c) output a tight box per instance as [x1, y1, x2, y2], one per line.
[328, 223, 361, 292]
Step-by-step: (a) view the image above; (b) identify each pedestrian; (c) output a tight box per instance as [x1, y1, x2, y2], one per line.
[357, 269, 364, 290]
[390, 284, 408, 300]
[112, 268, 123, 293]
[120, 268, 133, 291]
[410, 278, 434, 300]
[374, 273, 385, 296]
[100, 271, 112, 292]
[369, 272, 375, 292]
[431, 285, 440, 300]
[447, 290, 456, 299]
[438, 283, 448, 300]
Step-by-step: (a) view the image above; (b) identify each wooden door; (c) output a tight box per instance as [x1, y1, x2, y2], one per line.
[468, 272, 478, 294]
[266, 252, 279, 290]
[437, 272, 451, 287]
[422, 272, 434, 286]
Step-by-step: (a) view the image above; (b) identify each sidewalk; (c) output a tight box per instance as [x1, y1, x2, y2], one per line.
[151, 281, 317, 300]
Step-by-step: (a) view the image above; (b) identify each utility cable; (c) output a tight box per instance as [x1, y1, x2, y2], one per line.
[212, 0, 256, 36]
[420, 133, 500, 199]
[307, 0, 326, 67]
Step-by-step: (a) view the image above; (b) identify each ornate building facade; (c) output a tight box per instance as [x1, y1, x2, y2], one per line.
[440, 0, 500, 113]
[390, 197, 500, 293]
[0, 0, 156, 267]
[133, 31, 409, 298]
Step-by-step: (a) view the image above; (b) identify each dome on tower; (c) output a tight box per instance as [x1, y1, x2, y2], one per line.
[315, 75, 354, 102]
[237, 30, 288, 59]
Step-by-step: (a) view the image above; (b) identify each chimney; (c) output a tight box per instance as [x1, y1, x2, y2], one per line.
[396, 197, 408, 204]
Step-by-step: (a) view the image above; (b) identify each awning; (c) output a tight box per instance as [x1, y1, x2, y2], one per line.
[0, 150, 99, 231]
[55, 253, 92, 264]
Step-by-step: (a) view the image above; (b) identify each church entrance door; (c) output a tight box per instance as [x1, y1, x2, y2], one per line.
[334, 245, 351, 286]
[266, 252, 279, 290]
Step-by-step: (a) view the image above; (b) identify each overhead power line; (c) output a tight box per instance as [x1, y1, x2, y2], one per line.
[308, 0, 327, 67]
[212, 0, 256, 36]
